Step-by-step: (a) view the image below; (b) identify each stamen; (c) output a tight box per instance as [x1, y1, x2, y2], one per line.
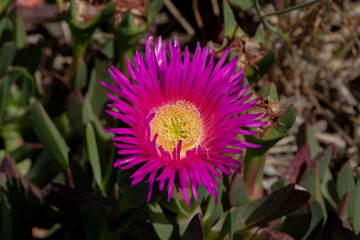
[150, 100, 203, 156]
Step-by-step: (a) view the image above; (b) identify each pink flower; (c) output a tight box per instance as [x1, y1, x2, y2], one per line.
[103, 36, 265, 205]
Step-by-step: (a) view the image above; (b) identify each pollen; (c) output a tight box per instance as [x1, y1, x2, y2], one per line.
[150, 100, 203, 155]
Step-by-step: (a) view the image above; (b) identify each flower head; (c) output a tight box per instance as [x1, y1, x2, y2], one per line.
[103, 36, 265, 205]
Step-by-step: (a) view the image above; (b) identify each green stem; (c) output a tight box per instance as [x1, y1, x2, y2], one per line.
[243, 149, 266, 199]
[264, 0, 322, 17]
[67, 33, 89, 88]
[253, 0, 291, 50]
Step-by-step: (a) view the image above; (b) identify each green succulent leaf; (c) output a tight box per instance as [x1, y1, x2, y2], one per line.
[160, 195, 189, 217]
[219, 211, 234, 240]
[82, 95, 112, 141]
[27, 150, 58, 187]
[181, 213, 204, 240]
[8, 143, 42, 163]
[0, 41, 15, 76]
[315, 144, 335, 181]
[228, 0, 253, 11]
[66, 90, 84, 136]
[353, 167, 360, 235]
[203, 178, 223, 233]
[229, 173, 251, 207]
[117, 171, 147, 208]
[255, 50, 276, 74]
[280, 203, 312, 240]
[232, 184, 310, 230]
[223, 1, 244, 38]
[147, 0, 165, 23]
[296, 123, 322, 159]
[255, 24, 265, 48]
[299, 161, 323, 203]
[336, 164, 356, 219]
[303, 199, 325, 240]
[246, 105, 296, 154]
[86, 122, 102, 190]
[259, 81, 279, 103]
[31, 102, 70, 170]
[0, 0, 15, 18]
[148, 203, 175, 240]
[87, 59, 113, 117]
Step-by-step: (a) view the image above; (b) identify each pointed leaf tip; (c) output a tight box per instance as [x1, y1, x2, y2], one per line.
[182, 213, 204, 240]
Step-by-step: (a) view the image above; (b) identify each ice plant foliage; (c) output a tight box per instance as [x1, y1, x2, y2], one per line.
[103, 36, 265, 205]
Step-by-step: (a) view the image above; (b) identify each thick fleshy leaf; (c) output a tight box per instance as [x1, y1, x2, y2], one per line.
[321, 168, 338, 208]
[65, 90, 84, 135]
[0, 0, 15, 17]
[75, 57, 87, 90]
[280, 203, 312, 240]
[283, 143, 311, 183]
[0, 76, 13, 122]
[299, 161, 323, 204]
[302, 200, 325, 240]
[147, 0, 164, 21]
[160, 195, 188, 217]
[255, 50, 276, 74]
[0, 41, 15, 76]
[296, 123, 321, 159]
[223, 1, 244, 38]
[228, 0, 253, 11]
[229, 173, 251, 207]
[255, 24, 265, 47]
[203, 178, 224, 233]
[336, 190, 349, 217]
[31, 102, 70, 170]
[82, 95, 111, 141]
[245, 50, 277, 83]
[232, 184, 310, 230]
[117, 171, 147, 208]
[26, 150, 58, 187]
[148, 203, 175, 240]
[9, 143, 42, 163]
[336, 164, 356, 219]
[86, 122, 102, 189]
[353, 168, 360, 235]
[181, 213, 204, 240]
[14, 14, 26, 50]
[246, 105, 296, 154]
[0, 67, 34, 123]
[259, 81, 279, 103]
[87, 59, 112, 117]
[8, 67, 35, 106]
[219, 211, 234, 240]
[314, 144, 335, 181]
[271, 179, 287, 192]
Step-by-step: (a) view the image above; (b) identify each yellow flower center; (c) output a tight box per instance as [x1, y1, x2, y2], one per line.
[150, 100, 203, 155]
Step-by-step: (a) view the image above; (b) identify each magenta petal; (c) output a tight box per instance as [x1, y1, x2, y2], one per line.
[104, 36, 265, 205]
